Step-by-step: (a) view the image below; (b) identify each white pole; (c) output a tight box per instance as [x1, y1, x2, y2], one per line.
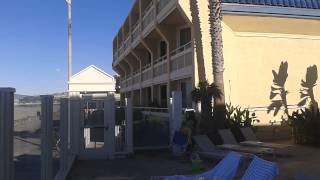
[66, 0, 73, 156]
[67, 0, 72, 85]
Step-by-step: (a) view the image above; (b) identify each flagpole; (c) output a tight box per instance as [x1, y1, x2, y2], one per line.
[67, 0, 72, 89]
[66, 0, 72, 150]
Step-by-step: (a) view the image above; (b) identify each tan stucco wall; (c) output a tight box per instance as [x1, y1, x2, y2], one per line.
[222, 15, 320, 124]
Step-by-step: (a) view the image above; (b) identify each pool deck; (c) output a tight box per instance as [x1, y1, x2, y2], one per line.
[67, 142, 320, 180]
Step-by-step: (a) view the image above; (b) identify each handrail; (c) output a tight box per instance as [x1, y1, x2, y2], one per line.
[142, 64, 151, 71]
[170, 42, 192, 57]
[142, 1, 154, 18]
[248, 104, 305, 112]
[132, 20, 140, 30]
[154, 55, 167, 65]
[158, 0, 171, 12]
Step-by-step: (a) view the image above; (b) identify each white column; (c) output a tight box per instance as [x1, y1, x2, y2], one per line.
[0, 88, 15, 180]
[105, 96, 115, 159]
[125, 97, 133, 154]
[59, 98, 69, 172]
[170, 91, 182, 141]
[41, 95, 54, 180]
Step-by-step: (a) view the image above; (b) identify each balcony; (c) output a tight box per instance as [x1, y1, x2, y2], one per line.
[158, 0, 171, 12]
[142, 2, 155, 32]
[170, 42, 193, 80]
[142, 64, 152, 86]
[113, 51, 118, 61]
[127, 77, 133, 88]
[123, 36, 130, 53]
[132, 71, 141, 90]
[119, 43, 125, 56]
[132, 21, 141, 44]
[153, 55, 168, 83]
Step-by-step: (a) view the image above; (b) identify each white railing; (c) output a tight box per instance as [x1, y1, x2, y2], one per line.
[113, 51, 118, 61]
[142, 66, 152, 82]
[170, 42, 192, 57]
[142, 2, 155, 29]
[127, 77, 133, 87]
[133, 72, 141, 84]
[119, 43, 125, 55]
[170, 42, 192, 72]
[154, 55, 168, 77]
[132, 21, 141, 42]
[154, 55, 167, 65]
[158, 0, 171, 12]
[123, 36, 130, 51]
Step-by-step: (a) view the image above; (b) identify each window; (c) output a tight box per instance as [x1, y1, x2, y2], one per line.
[179, 27, 191, 47]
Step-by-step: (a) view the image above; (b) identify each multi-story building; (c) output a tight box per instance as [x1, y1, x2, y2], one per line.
[113, 0, 320, 123]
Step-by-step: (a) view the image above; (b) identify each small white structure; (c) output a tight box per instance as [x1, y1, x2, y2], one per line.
[68, 65, 115, 97]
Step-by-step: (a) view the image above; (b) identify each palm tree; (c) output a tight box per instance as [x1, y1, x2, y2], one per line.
[208, 0, 226, 128]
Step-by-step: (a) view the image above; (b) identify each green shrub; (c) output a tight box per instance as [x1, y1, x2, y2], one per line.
[289, 105, 320, 146]
[225, 103, 259, 141]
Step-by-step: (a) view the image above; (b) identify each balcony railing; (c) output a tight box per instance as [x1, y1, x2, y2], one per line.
[119, 43, 125, 55]
[133, 72, 141, 84]
[170, 42, 192, 72]
[142, 2, 155, 29]
[158, 0, 171, 12]
[142, 64, 152, 82]
[132, 21, 141, 42]
[113, 51, 118, 61]
[170, 42, 192, 57]
[127, 77, 133, 87]
[154, 55, 168, 77]
[123, 36, 130, 51]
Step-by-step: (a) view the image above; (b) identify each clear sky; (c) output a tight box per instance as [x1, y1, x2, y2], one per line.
[0, 0, 133, 95]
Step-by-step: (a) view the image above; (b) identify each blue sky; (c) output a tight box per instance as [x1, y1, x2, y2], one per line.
[0, 0, 133, 95]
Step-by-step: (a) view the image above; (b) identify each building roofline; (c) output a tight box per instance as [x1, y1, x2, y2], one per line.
[222, 3, 320, 20]
[71, 65, 115, 82]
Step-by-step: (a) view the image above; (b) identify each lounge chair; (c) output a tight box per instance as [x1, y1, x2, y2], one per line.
[218, 129, 275, 156]
[192, 135, 230, 159]
[241, 155, 279, 180]
[240, 127, 292, 149]
[151, 152, 243, 180]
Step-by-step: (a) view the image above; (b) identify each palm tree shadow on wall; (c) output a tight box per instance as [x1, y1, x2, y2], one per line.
[190, 0, 206, 82]
[268, 61, 289, 118]
[298, 65, 318, 109]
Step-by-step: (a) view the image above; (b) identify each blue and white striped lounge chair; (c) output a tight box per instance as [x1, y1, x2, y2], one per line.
[161, 152, 242, 180]
[241, 156, 279, 180]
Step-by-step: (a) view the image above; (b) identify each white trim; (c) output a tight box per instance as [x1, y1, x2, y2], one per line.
[222, 3, 320, 20]
[234, 32, 320, 40]
[71, 65, 115, 82]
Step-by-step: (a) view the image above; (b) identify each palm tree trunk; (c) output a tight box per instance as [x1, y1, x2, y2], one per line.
[209, 0, 226, 128]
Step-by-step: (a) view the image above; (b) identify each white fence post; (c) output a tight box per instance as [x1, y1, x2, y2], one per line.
[59, 98, 69, 172]
[125, 97, 133, 154]
[105, 96, 115, 159]
[41, 95, 54, 180]
[171, 91, 182, 140]
[0, 88, 15, 180]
